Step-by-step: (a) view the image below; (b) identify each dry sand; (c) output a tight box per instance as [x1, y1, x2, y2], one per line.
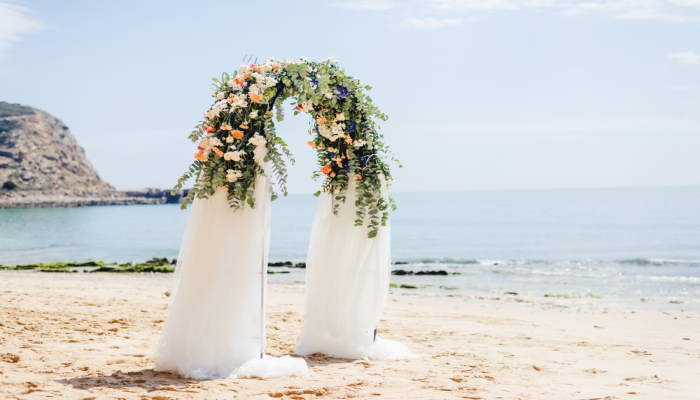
[0, 271, 698, 400]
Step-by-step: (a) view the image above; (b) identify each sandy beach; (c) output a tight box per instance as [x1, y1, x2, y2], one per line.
[0, 271, 698, 400]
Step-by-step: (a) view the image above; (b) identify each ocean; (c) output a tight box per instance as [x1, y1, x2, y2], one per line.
[1, 186, 698, 311]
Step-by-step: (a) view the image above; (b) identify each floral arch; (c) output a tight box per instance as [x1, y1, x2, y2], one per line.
[173, 56, 401, 238]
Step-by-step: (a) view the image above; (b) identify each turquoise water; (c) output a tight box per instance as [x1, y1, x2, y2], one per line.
[1, 187, 698, 310]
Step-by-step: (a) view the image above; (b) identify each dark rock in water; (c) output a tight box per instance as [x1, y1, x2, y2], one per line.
[415, 270, 448, 276]
[400, 284, 431, 289]
[504, 292, 518, 295]
[10, 261, 106, 270]
[141, 257, 169, 266]
[171, 258, 177, 265]
[393, 261, 408, 265]
[92, 264, 174, 273]
[91, 258, 173, 273]
[392, 269, 451, 276]
[268, 261, 293, 267]
[91, 266, 118, 273]
[440, 285, 459, 290]
[293, 262, 306, 268]
[39, 268, 75, 273]
[267, 270, 290, 274]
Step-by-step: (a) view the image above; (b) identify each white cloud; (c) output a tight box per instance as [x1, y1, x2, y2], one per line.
[329, 0, 395, 10]
[400, 17, 464, 28]
[0, 2, 44, 58]
[667, 51, 700, 65]
[410, 0, 700, 23]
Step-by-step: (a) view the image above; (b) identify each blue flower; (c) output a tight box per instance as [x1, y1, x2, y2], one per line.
[348, 120, 356, 133]
[343, 159, 350, 170]
[311, 77, 319, 86]
[360, 156, 367, 165]
[336, 86, 349, 98]
[328, 152, 335, 159]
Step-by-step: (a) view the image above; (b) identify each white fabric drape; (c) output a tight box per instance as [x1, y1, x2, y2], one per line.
[153, 163, 307, 380]
[295, 177, 418, 360]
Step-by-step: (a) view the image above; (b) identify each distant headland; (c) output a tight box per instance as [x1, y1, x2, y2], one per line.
[0, 102, 187, 209]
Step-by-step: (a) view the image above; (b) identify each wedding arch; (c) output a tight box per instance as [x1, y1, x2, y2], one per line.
[154, 57, 415, 381]
[172, 56, 400, 238]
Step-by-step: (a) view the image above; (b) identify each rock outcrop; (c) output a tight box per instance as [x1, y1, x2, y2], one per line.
[0, 102, 183, 209]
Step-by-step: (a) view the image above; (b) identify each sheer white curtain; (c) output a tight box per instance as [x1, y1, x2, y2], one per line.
[153, 162, 307, 380]
[296, 177, 418, 360]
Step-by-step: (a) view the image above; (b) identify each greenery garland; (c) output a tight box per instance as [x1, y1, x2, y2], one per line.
[173, 56, 401, 238]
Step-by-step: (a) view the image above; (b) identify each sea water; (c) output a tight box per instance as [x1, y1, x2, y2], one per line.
[0, 186, 698, 310]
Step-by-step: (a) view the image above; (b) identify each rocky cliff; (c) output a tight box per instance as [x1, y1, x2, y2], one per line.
[0, 102, 184, 208]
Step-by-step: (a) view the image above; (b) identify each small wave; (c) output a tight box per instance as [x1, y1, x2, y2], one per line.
[619, 258, 700, 267]
[393, 258, 480, 265]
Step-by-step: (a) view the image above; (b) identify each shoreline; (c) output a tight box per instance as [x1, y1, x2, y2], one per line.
[0, 189, 189, 209]
[1, 272, 698, 399]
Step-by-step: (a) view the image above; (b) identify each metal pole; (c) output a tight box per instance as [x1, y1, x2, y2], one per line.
[261, 242, 265, 359]
[259, 94, 278, 360]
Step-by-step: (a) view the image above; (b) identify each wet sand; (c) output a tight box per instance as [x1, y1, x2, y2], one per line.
[0, 271, 698, 399]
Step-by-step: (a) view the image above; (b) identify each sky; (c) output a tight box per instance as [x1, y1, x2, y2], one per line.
[0, 0, 698, 193]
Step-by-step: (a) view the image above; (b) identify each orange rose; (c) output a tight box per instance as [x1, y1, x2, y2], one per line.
[321, 165, 332, 175]
[250, 92, 263, 103]
[217, 187, 229, 191]
[232, 130, 244, 139]
[195, 153, 207, 161]
[213, 147, 223, 157]
[316, 116, 327, 125]
[307, 141, 317, 148]
[330, 172, 336, 178]
[355, 174, 362, 180]
[234, 76, 244, 85]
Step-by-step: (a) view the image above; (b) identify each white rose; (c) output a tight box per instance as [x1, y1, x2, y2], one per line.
[248, 133, 267, 147]
[216, 92, 225, 100]
[325, 92, 333, 99]
[250, 110, 258, 119]
[335, 112, 345, 121]
[226, 136, 233, 143]
[262, 63, 272, 73]
[238, 65, 250, 74]
[249, 84, 260, 93]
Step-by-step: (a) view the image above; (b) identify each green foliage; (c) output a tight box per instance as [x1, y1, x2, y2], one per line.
[0, 120, 19, 134]
[5, 261, 105, 271]
[3, 181, 17, 190]
[0, 102, 35, 118]
[2, 259, 175, 273]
